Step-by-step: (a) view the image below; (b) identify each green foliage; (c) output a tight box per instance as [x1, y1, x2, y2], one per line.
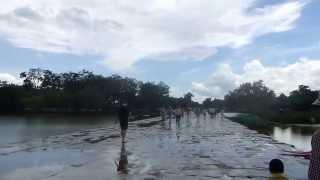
[224, 80, 276, 115]
[135, 81, 170, 110]
[288, 85, 318, 111]
[202, 98, 224, 109]
[0, 84, 24, 114]
[0, 68, 178, 114]
[183, 92, 193, 107]
[223, 81, 320, 124]
[22, 96, 46, 111]
[228, 114, 272, 131]
[270, 110, 320, 124]
[2, 69, 319, 120]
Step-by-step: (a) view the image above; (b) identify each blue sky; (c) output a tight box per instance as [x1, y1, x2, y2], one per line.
[0, 0, 320, 101]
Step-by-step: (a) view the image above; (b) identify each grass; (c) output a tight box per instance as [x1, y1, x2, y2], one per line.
[228, 114, 273, 133]
[269, 110, 320, 124]
[227, 109, 320, 135]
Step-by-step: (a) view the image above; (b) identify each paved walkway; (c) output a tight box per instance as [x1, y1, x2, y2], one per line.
[0, 113, 309, 180]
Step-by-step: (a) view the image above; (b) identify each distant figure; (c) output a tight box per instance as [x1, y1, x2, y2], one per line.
[168, 106, 174, 120]
[220, 109, 225, 119]
[186, 107, 191, 118]
[202, 109, 207, 118]
[160, 107, 166, 121]
[174, 108, 181, 121]
[269, 159, 288, 180]
[116, 142, 128, 174]
[208, 108, 216, 118]
[195, 107, 201, 118]
[309, 129, 320, 180]
[118, 104, 129, 143]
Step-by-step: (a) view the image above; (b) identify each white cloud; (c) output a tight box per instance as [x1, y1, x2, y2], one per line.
[0, 73, 21, 84]
[192, 58, 320, 100]
[0, 0, 305, 70]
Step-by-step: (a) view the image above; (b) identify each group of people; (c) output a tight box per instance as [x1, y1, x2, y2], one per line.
[161, 106, 218, 122]
[115, 103, 320, 179]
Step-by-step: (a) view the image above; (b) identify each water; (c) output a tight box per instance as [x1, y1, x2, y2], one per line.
[225, 113, 319, 151]
[0, 113, 309, 179]
[0, 115, 317, 152]
[271, 124, 320, 151]
[0, 115, 117, 146]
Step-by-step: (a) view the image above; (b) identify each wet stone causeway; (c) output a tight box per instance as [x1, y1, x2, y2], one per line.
[0, 113, 309, 180]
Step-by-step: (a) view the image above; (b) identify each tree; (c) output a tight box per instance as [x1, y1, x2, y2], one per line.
[136, 81, 170, 110]
[183, 92, 193, 107]
[202, 98, 224, 110]
[288, 85, 318, 111]
[274, 93, 289, 111]
[0, 80, 8, 87]
[20, 68, 41, 89]
[224, 80, 276, 114]
[202, 98, 212, 108]
[0, 84, 24, 113]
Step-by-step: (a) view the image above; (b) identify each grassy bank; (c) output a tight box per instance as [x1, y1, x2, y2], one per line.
[227, 110, 320, 135]
[227, 114, 273, 133]
[269, 110, 320, 124]
[228, 109, 320, 125]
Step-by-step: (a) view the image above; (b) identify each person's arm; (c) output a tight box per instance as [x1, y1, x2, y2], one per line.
[281, 150, 311, 159]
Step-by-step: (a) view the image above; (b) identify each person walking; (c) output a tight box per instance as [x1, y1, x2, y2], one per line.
[175, 107, 182, 122]
[118, 103, 129, 143]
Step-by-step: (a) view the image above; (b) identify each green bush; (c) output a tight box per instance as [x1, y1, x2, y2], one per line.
[228, 114, 273, 132]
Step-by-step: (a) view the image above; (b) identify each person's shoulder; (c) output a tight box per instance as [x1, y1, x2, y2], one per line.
[314, 129, 320, 135]
[312, 129, 320, 140]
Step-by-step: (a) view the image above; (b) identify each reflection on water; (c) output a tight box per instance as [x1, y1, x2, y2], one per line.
[1, 114, 319, 153]
[271, 124, 320, 151]
[116, 142, 128, 174]
[0, 115, 117, 145]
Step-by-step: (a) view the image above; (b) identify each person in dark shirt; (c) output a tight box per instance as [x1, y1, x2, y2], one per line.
[118, 104, 129, 143]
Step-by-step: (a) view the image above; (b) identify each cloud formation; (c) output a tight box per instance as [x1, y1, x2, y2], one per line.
[0, 0, 304, 70]
[192, 58, 320, 100]
[0, 73, 21, 84]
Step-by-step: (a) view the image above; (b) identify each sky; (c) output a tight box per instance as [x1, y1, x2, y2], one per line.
[0, 0, 320, 102]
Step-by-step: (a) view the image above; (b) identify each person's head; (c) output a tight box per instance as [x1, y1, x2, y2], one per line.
[269, 159, 284, 174]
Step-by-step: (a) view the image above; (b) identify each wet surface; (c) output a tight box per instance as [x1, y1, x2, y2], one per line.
[271, 125, 317, 151]
[0, 113, 309, 180]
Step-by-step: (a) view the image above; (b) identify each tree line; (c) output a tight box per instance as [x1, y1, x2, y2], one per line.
[0, 68, 195, 114]
[1, 68, 319, 123]
[210, 80, 319, 123]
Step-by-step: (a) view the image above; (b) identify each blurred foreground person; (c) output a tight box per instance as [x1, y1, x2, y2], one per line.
[269, 159, 287, 179]
[118, 103, 129, 143]
[309, 129, 320, 180]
